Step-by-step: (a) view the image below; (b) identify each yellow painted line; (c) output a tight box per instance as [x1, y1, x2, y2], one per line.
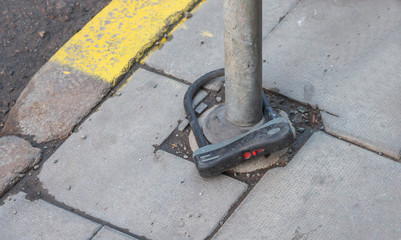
[200, 30, 214, 38]
[51, 0, 199, 86]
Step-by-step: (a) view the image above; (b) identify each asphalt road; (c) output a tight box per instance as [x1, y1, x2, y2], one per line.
[0, 0, 110, 132]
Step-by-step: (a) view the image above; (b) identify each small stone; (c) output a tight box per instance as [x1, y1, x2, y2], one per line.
[164, 33, 168, 38]
[116, 92, 122, 96]
[256, 173, 261, 177]
[320, 126, 324, 130]
[18, 174, 25, 178]
[180, 179, 185, 184]
[178, 119, 189, 132]
[67, 186, 71, 190]
[53, 159, 58, 163]
[153, 84, 158, 88]
[13, 211, 17, 214]
[195, 103, 208, 114]
[246, 173, 251, 178]
[297, 106, 308, 114]
[288, 148, 293, 154]
[192, 90, 209, 108]
[80, 135, 87, 140]
[216, 96, 222, 103]
[195, 213, 201, 218]
[38, 31, 46, 38]
[199, 192, 203, 196]
[290, 110, 298, 115]
[188, 214, 192, 218]
[184, 12, 192, 19]
[234, 172, 238, 177]
[297, 127, 305, 133]
[7, 196, 11, 201]
[44, 146, 48, 149]
[33, 165, 40, 170]
[150, 222, 154, 225]
[183, 154, 189, 159]
[28, 172, 32, 176]
[149, 210, 152, 214]
[37, 191, 41, 196]
[34, 177, 38, 181]
[379, 152, 383, 156]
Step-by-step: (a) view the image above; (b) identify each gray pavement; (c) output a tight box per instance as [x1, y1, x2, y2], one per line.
[146, 0, 401, 159]
[0, 192, 101, 240]
[145, 0, 298, 82]
[1, 0, 401, 239]
[93, 227, 138, 240]
[38, 69, 247, 239]
[261, 0, 401, 159]
[215, 132, 401, 240]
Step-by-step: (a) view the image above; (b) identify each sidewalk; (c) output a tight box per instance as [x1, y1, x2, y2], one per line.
[1, 0, 401, 239]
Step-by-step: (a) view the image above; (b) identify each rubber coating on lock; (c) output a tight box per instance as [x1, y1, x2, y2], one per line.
[183, 68, 295, 177]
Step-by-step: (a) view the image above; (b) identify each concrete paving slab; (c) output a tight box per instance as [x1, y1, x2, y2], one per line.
[0, 192, 101, 240]
[214, 132, 401, 240]
[38, 69, 247, 240]
[93, 227, 138, 240]
[145, 0, 401, 159]
[261, 0, 401, 159]
[145, 0, 299, 83]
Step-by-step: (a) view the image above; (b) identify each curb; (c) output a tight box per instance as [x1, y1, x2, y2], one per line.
[1, 0, 201, 143]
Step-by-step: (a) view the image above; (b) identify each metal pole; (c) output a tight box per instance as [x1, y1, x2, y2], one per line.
[224, 0, 263, 127]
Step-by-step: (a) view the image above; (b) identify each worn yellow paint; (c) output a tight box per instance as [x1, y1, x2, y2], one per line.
[51, 0, 199, 86]
[139, 0, 207, 64]
[200, 30, 214, 38]
[63, 71, 71, 75]
[180, 23, 189, 30]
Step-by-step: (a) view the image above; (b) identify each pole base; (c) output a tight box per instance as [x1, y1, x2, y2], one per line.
[199, 104, 266, 144]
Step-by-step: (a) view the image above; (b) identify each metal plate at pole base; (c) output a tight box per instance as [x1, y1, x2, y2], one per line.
[199, 104, 267, 144]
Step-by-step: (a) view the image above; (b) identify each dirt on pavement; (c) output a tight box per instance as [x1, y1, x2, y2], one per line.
[159, 86, 323, 185]
[0, 0, 111, 130]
